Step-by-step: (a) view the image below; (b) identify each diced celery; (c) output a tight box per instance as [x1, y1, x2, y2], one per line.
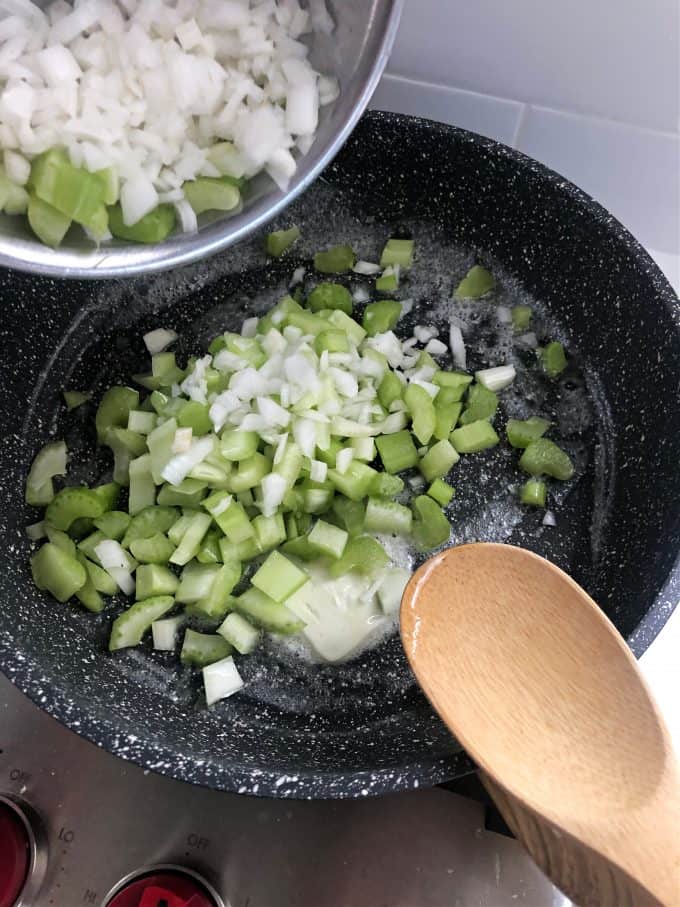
[252, 512, 286, 550]
[197, 562, 242, 619]
[351, 437, 376, 462]
[93, 510, 130, 540]
[109, 596, 175, 651]
[234, 586, 304, 635]
[454, 264, 495, 299]
[427, 479, 455, 507]
[104, 427, 147, 485]
[96, 386, 140, 442]
[511, 305, 532, 331]
[434, 400, 463, 441]
[506, 417, 551, 449]
[287, 310, 328, 336]
[256, 295, 303, 335]
[459, 384, 498, 425]
[128, 454, 156, 516]
[327, 309, 366, 345]
[328, 535, 389, 578]
[74, 559, 104, 612]
[252, 550, 308, 602]
[229, 452, 271, 492]
[219, 536, 261, 563]
[177, 400, 212, 436]
[273, 442, 303, 489]
[157, 477, 207, 508]
[63, 390, 91, 411]
[433, 370, 473, 400]
[412, 495, 451, 551]
[184, 177, 240, 215]
[167, 513, 193, 546]
[375, 430, 419, 473]
[77, 530, 106, 565]
[31, 543, 86, 602]
[122, 506, 178, 547]
[79, 553, 118, 595]
[127, 410, 156, 434]
[44, 526, 76, 558]
[25, 440, 67, 506]
[218, 612, 260, 654]
[419, 439, 460, 481]
[405, 384, 436, 445]
[520, 478, 547, 507]
[169, 512, 212, 565]
[315, 329, 350, 356]
[375, 269, 398, 293]
[196, 530, 223, 565]
[369, 472, 405, 498]
[220, 430, 259, 461]
[314, 244, 356, 274]
[136, 564, 179, 600]
[176, 563, 221, 603]
[130, 533, 175, 564]
[265, 225, 300, 257]
[281, 535, 318, 560]
[377, 371, 403, 409]
[364, 498, 413, 535]
[380, 238, 414, 269]
[308, 519, 348, 559]
[27, 194, 71, 247]
[331, 497, 365, 536]
[31, 148, 105, 227]
[181, 629, 233, 667]
[45, 487, 106, 532]
[108, 203, 176, 243]
[362, 300, 401, 336]
[4, 182, 28, 215]
[450, 420, 500, 454]
[519, 439, 574, 480]
[540, 341, 567, 378]
[95, 166, 119, 205]
[307, 283, 353, 314]
[327, 461, 378, 501]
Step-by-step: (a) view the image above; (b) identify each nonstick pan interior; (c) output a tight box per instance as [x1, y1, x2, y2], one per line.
[0, 112, 678, 798]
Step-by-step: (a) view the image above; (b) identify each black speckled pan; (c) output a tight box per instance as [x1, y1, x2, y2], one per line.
[1, 112, 679, 799]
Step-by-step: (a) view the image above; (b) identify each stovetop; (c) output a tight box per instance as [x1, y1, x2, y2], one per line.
[0, 673, 568, 907]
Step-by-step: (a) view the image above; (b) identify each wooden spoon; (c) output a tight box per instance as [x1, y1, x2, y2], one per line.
[401, 542, 680, 907]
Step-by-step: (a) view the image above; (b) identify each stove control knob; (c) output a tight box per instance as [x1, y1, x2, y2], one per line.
[0, 802, 30, 907]
[107, 870, 219, 907]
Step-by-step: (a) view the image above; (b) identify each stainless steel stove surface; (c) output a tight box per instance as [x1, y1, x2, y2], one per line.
[0, 673, 568, 907]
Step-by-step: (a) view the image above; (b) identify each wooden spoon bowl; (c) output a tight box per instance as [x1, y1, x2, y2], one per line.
[401, 543, 680, 907]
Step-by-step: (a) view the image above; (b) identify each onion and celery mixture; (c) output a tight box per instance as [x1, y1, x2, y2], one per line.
[0, 0, 338, 246]
[25, 232, 574, 706]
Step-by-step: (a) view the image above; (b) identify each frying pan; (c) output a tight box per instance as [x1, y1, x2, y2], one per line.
[0, 111, 678, 799]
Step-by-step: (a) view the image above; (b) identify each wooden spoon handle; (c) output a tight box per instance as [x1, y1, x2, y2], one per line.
[480, 771, 680, 907]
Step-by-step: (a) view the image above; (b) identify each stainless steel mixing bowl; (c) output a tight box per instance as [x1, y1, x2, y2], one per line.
[0, 0, 403, 279]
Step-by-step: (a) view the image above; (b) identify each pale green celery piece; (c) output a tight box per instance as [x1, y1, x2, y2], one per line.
[265, 225, 300, 257]
[109, 596, 175, 651]
[184, 178, 240, 215]
[128, 454, 156, 516]
[176, 563, 221, 603]
[25, 440, 67, 506]
[4, 183, 28, 215]
[454, 265, 495, 299]
[27, 194, 71, 247]
[63, 390, 91, 411]
[380, 237, 414, 269]
[169, 512, 212, 565]
[31, 147, 105, 227]
[96, 386, 140, 441]
[308, 519, 348, 559]
[207, 142, 246, 178]
[363, 498, 413, 536]
[233, 587, 304, 635]
[218, 612, 260, 654]
[108, 203, 176, 244]
[95, 167, 119, 205]
[136, 563, 179, 600]
[30, 542, 86, 602]
[147, 418, 178, 483]
[181, 628, 233, 667]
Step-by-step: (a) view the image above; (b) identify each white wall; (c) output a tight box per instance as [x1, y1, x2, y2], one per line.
[372, 0, 680, 283]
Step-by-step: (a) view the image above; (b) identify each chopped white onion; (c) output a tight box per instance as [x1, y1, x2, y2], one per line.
[152, 615, 184, 651]
[352, 285, 370, 304]
[475, 365, 516, 392]
[309, 459, 327, 483]
[260, 472, 287, 517]
[161, 435, 214, 485]
[203, 655, 244, 707]
[241, 316, 259, 338]
[542, 510, 557, 527]
[352, 260, 381, 276]
[518, 331, 539, 348]
[414, 324, 437, 343]
[289, 266, 306, 287]
[449, 322, 466, 370]
[425, 338, 448, 357]
[143, 327, 177, 354]
[107, 567, 135, 596]
[335, 447, 353, 474]
[496, 305, 513, 324]
[95, 539, 131, 570]
[172, 427, 193, 454]
[400, 298, 414, 316]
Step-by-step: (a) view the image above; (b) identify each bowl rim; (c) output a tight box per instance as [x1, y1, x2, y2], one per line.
[0, 0, 405, 280]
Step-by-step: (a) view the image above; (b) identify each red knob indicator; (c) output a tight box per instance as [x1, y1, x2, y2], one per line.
[0, 803, 30, 907]
[108, 871, 217, 907]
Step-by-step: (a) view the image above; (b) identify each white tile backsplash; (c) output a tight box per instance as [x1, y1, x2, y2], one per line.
[371, 74, 523, 146]
[517, 105, 680, 255]
[389, 0, 680, 134]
